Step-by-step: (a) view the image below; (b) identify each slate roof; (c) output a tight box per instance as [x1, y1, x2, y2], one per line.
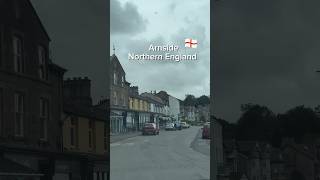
[64, 103, 107, 121]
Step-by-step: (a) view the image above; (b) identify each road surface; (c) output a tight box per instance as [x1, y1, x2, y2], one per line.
[110, 126, 210, 180]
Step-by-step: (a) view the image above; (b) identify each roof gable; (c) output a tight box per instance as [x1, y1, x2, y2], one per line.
[110, 54, 125, 74]
[27, 0, 51, 41]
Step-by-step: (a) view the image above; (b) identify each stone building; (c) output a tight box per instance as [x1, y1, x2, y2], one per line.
[222, 140, 272, 180]
[269, 138, 320, 180]
[110, 54, 129, 134]
[62, 77, 108, 180]
[197, 104, 210, 122]
[168, 95, 180, 122]
[155, 91, 171, 126]
[0, 0, 67, 179]
[128, 86, 150, 131]
[141, 91, 165, 127]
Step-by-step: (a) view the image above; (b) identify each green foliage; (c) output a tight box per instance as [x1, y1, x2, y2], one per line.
[183, 94, 210, 107]
[233, 103, 320, 147]
[236, 104, 277, 142]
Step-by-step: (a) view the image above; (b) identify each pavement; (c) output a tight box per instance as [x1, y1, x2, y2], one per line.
[110, 126, 210, 180]
[191, 129, 210, 156]
[110, 131, 141, 143]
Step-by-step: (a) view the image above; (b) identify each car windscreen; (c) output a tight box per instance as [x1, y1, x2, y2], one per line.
[144, 124, 154, 127]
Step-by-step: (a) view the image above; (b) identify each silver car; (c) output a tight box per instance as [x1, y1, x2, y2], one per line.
[165, 123, 175, 131]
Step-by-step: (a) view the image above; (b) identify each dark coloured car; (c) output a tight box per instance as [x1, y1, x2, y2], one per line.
[142, 123, 159, 135]
[174, 122, 182, 130]
[202, 124, 210, 139]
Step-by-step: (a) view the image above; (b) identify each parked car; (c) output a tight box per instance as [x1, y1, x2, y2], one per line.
[180, 122, 190, 128]
[142, 123, 159, 135]
[202, 124, 210, 139]
[174, 122, 182, 130]
[165, 123, 175, 131]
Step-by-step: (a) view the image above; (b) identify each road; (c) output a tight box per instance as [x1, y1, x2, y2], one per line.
[110, 126, 210, 180]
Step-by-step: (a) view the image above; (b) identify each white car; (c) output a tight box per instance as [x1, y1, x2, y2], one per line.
[180, 122, 190, 128]
[165, 123, 175, 131]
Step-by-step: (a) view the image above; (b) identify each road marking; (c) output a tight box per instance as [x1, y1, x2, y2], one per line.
[111, 143, 121, 147]
[124, 142, 134, 146]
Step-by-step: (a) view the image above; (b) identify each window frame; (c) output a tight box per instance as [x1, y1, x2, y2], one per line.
[38, 45, 48, 80]
[88, 120, 94, 149]
[14, 92, 24, 137]
[70, 116, 78, 147]
[121, 76, 124, 87]
[113, 72, 117, 85]
[104, 123, 107, 151]
[0, 25, 3, 68]
[0, 88, 3, 136]
[39, 97, 49, 140]
[12, 35, 24, 73]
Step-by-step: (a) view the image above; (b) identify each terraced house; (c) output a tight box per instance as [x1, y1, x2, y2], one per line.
[127, 86, 150, 131]
[0, 0, 65, 179]
[0, 1, 109, 179]
[110, 54, 129, 134]
[63, 77, 108, 180]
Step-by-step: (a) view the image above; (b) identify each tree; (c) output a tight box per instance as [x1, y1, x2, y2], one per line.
[278, 105, 320, 143]
[236, 104, 277, 142]
[196, 95, 210, 106]
[184, 94, 197, 106]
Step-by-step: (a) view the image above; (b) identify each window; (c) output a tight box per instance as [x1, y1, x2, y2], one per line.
[13, 36, 24, 73]
[113, 72, 117, 85]
[122, 94, 125, 106]
[0, 89, 3, 134]
[0, 27, 2, 67]
[38, 46, 48, 80]
[121, 76, 124, 87]
[40, 98, 49, 140]
[14, 92, 24, 136]
[113, 91, 118, 105]
[70, 116, 77, 146]
[88, 120, 94, 149]
[104, 123, 107, 151]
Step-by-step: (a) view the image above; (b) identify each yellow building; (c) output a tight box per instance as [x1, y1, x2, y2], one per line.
[62, 109, 108, 155]
[129, 96, 149, 112]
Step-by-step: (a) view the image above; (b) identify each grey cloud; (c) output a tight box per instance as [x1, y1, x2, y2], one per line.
[213, 0, 320, 122]
[111, 0, 148, 34]
[111, 0, 210, 100]
[31, 0, 108, 103]
[168, 3, 177, 12]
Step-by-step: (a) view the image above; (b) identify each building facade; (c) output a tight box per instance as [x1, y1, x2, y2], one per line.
[128, 86, 150, 131]
[168, 95, 180, 121]
[141, 92, 165, 127]
[110, 54, 129, 134]
[0, 0, 69, 179]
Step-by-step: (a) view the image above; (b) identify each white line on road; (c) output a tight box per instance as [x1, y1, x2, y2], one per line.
[111, 143, 121, 147]
[123, 143, 134, 146]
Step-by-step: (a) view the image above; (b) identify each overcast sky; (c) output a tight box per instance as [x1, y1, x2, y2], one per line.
[111, 0, 210, 101]
[213, 0, 320, 122]
[30, 0, 108, 103]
